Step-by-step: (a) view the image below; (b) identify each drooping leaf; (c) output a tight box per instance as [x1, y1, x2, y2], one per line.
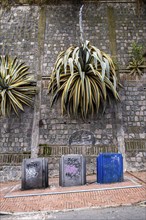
[48, 41, 121, 119]
[0, 55, 37, 116]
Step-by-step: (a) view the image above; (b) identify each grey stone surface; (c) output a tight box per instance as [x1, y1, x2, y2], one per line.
[125, 151, 146, 172]
[0, 1, 146, 181]
[69, 130, 95, 146]
[0, 166, 21, 182]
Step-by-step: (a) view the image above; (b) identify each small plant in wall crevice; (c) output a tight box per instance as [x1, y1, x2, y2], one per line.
[0, 55, 37, 117]
[48, 5, 121, 120]
[127, 42, 146, 79]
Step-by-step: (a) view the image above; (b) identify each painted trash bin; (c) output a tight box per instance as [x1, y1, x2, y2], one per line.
[59, 154, 86, 187]
[97, 153, 123, 184]
[21, 158, 48, 190]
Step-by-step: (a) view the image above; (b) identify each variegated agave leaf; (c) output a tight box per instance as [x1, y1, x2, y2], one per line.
[48, 41, 121, 119]
[0, 55, 37, 117]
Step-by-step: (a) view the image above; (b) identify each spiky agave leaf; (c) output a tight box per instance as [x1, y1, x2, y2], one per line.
[48, 41, 121, 119]
[0, 55, 37, 117]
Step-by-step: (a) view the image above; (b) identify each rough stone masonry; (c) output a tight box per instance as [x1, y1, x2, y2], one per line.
[0, 0, 146, 181]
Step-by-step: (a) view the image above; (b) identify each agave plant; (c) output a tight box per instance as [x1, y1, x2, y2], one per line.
[127, 58, 146, 78]
[48, 40, 121, 119]
[0, 55, 37, 117]
[127, 42, 146, 78]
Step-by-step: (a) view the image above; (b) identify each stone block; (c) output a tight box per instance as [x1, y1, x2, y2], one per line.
[131, 157, 136, 162]
[136, 157, 142, 162]
[69, 130, 95, 145]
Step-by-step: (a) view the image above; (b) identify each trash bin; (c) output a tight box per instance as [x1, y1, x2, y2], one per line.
[59, 154, 86, 187]
[97, 153, 123, 184]
[21, 158, 48, 190]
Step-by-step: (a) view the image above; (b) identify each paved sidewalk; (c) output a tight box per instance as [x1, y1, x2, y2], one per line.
[0, 171, 146, 213]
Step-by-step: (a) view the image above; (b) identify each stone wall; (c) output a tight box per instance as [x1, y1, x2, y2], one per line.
[0, 5, 39, 153]
[122, 81, 146, 140]
[0, 166, 21, 182]
[125, 152, 146, 172]
[0, 0, 146, 181]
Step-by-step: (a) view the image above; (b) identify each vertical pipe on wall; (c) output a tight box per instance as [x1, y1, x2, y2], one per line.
[107, 5, 126, 171]
[114, 103, 127, 172]
[107, 6, 117, 59]
[31, 6, 46, 158]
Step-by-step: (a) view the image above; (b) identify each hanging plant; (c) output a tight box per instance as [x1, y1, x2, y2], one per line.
[0, 55, 37, 117]
[48, 5, 121, 119]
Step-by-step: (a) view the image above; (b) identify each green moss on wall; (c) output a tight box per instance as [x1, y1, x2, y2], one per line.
[107, 6, 120, 79]
[38, 6, 46, 52]
[39, 144, 52, 156]
[107, 6, 117, 58]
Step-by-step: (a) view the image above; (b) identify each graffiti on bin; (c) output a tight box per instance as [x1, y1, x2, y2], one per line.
[26, 162, 39, 179]
[64, 157, 81, 178]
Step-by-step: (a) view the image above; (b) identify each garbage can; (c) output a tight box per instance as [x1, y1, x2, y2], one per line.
[97, 153, 123, 184]
[59, 154, 86, 187]
[21, 158, 48, 190]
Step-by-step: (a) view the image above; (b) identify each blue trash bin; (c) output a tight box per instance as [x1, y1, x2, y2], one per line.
[97, 153, 123, 184]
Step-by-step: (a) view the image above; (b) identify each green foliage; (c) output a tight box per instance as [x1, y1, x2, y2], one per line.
[0, 55, 37, 117]
[48, 40, 121, 119]
[131, 42, 143, 61]
[127, 42, 146, 78]
[39, 144, 52, 156]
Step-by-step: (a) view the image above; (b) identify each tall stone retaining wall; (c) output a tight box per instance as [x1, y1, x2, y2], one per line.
[0, 0, 146, 181]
